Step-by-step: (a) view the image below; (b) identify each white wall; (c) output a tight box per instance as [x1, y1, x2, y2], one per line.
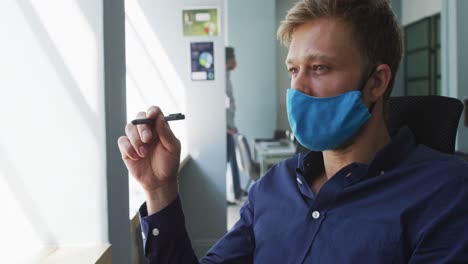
[402, 0, 441, 25]
[226, 0, 277, 190]
[128, 0, 227, 257]
[0, 0, 107, 260]
[442, 0, 468, 152]
[226, 0, 277, 142]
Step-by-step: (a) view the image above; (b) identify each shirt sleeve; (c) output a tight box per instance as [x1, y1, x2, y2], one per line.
[139, 191, 256, 264]
[139, 196, 198, 263]
[201, 197, 256, 263]
[408, 174, 468, 263]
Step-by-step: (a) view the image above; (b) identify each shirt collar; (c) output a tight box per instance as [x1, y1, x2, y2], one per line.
[297, 126, 416, 181]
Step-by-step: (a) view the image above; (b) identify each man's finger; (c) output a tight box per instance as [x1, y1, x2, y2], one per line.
[155, 113, 180, 155]
[117, 136, 139, 161]
[125, 122, 147, 158]
[135, 111, 152, 143]
[146, 106, 163, 120]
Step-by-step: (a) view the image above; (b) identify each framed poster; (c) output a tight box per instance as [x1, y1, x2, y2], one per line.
[190, 42, 215, 81]
[183, 8, 219, 37]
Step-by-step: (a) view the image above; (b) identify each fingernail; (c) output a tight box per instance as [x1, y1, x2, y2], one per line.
[142, 130, 151, 142]
[139, 146, 148, 157]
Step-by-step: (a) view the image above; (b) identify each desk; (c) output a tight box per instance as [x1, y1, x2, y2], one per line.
[254, 141, 296, 175]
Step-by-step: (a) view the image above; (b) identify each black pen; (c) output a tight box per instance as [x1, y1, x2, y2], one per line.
[131, 113, 185, 125]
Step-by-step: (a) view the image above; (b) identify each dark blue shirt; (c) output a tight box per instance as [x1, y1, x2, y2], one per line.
[139, 127, 468, 263]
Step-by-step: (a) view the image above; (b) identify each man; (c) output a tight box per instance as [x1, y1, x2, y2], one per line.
[117, 0, 468, 263]
[225, 47, 244, 203]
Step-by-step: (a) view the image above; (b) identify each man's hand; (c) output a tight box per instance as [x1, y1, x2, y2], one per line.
[117, 106, 180, 214]
[227, 128, 238, 135]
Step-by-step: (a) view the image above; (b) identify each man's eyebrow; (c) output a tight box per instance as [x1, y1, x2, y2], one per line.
[285, 54, 334, 65]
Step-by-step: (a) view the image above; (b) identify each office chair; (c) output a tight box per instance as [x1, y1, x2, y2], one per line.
[386, 96, 463, 155]
[296, 96, 464, 155]
[234, 134, 261, 191]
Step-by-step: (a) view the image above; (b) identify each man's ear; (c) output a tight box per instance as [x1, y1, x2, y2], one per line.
[369, 64, 392, 102]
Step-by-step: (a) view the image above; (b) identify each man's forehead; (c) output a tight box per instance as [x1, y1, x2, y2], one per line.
[285, 19, 360, 65]
[285, 53, 336, 64]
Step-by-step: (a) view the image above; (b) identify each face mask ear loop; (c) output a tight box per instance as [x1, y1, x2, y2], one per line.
[359, 66, 378, 114]
[368, 101, 377, 114]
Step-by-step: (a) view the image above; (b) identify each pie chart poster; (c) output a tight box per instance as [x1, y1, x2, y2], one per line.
[190, 42, 215, 81]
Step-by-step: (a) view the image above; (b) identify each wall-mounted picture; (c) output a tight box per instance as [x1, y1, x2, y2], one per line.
[190, 42, 215, 81]
[183, 8, 219, 37]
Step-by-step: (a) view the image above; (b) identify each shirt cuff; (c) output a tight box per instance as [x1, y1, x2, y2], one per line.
[139, 196, 187, 257]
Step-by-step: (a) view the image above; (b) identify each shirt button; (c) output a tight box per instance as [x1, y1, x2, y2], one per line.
[152, 228, 160, 236]
[312, 211, 320, 219]
[297, 178, 303, 185]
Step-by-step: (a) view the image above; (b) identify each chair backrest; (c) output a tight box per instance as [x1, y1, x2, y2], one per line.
[234, 134, 254, 174]
[386, 96, 463, 154]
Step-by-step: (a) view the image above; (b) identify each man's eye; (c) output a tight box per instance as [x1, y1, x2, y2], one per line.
[288, 67, 298, 75]
[313, 65, 329, 72]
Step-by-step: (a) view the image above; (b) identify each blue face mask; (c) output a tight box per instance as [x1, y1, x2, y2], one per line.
[286, 73, 376, 151]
